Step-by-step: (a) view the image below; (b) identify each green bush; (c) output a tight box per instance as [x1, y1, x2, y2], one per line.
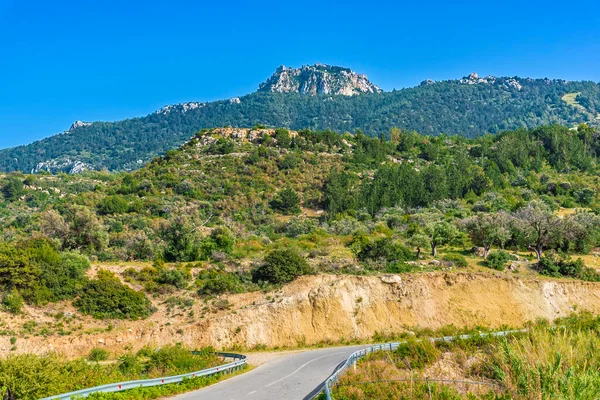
[117, 353, 142, 375]
[538, 255, 585, 278]
[147, 345, 217, 375]
[124, 266, 191, 292]
[0, 353, 63, 400]
[196, 269, 254, 295]
[97, 195, 129, 215]
[486, 250, 512, 271]
[88, 348, 110, 362]
[208, 138, 234, 154]
[277, 154, 301, 170]
[2, 288, 24, 314]
[357, 238, 412, 263]
[74, 270, 154, 320]
[1, 176, 25, 202]
[386, 262, 415, 273]
[270, 186, 301, 215]
[441, 254, 468, 268]
[252, 249, 311, 284]
[155, 268, 189, 290]
[0, 239, 90, 305]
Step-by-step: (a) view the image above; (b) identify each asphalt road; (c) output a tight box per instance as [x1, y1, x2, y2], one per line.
[173, 345, 366, 400]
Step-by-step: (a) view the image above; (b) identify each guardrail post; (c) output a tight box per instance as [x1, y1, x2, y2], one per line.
[325, 381, 333, 400]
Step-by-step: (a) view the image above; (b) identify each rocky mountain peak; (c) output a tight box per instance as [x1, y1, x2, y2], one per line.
[69, 121, 91, 131]
[258, 63, 381, 96]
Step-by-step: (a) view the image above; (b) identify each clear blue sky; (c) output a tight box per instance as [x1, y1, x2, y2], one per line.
[1, 0, 599, 149]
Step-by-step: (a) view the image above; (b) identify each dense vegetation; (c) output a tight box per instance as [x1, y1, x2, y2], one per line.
[3, 124, 600, 321]
[1, 74, 599, 172]
[326, 313, 600, 399]
[0, 344, 225, 400]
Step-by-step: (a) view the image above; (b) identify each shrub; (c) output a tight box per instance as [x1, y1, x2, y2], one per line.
[486, 250, 512, 271]
[117, 353, 142, 374]
[88, 348, 109, 362]
[196, 269, 251, 295]
[155, 268, 189, 290]
[274, 128, 291, 148]
[1, 176, 25, 202]
[278, 154, 301, 170]
[357, 238, 412, 263]
[538, 255, 585, 278]
[270, 186, 301, 215]
[74, 270, 154, 320]
[386, 262, 414, 273]
[393, 340, 440, 369]
[97, 195, 129, 215]
[252, 249, 310, 284]
[147, 345, 217, 375]
[208, 138, 234, 154]
[2, 288, 24, 314]
[441, 254, 468, 268]
[0, 353, 63, 400]
[0, 239, 90, 305]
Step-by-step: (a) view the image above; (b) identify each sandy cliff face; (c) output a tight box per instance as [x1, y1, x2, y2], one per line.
[202, 273, 600, 348]
[5, 272, 600, 357]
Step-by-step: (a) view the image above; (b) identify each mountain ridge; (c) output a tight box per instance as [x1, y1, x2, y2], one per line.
[1, 64, 600, 173]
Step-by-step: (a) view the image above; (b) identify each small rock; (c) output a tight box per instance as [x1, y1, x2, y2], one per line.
[471, 247, 486, 257]
[380, 275, 402, 285]
[98, 339, 104, 344]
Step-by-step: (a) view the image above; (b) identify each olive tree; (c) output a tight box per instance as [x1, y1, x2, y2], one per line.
[512, 201, 564, 261]
[425, 221, 458, 257]
[460, 211, 511, 258]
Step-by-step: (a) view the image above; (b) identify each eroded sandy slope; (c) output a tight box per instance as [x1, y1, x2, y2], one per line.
[3, 272, 600, 357]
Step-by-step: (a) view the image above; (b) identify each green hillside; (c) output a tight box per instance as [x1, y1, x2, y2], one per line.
[1, 71, 599, 173]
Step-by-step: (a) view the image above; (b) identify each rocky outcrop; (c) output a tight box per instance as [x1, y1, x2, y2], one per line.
[68, 121, 91, 131]
[155, 101, 205, 115]
[195, 127, 298, 146]
[460, 72, 523, 90]
[32, 159, 88, 174]
[258, 63, 381, 96]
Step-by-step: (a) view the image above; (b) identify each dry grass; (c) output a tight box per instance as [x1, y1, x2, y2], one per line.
[331, 315, 600, 399]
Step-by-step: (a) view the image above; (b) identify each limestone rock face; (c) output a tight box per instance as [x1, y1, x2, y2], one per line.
[258, 63, 381, 96]
[68, 121, 91, 131]
[33, 159, 88, 174]
[155, 102, 205, 115]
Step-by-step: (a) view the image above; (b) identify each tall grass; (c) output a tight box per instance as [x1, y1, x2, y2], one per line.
[0, 345, 222, 400]
[330, 313, 600, 400]
[491, 328, 600, 399]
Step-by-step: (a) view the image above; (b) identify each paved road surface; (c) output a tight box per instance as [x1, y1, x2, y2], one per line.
[173, 345, 365, 400]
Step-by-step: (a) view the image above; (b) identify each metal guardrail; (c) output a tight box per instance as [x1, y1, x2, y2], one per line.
[323, 329, 525, 400]
[40, 352, 247, 400]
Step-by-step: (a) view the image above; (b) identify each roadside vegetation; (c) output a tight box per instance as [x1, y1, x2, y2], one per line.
[0, 345, 227, 400]
[326, 313, 600, 400]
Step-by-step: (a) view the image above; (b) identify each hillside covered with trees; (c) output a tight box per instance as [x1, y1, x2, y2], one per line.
[3, 124, 600, 319]
[1, 70, 599, 173]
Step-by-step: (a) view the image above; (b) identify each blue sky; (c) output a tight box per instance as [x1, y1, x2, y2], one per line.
[0, 0, 599, 149]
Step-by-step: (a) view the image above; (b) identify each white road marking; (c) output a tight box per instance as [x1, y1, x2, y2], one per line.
[264, 352, 345, 388]
[247, 390, 257, 395]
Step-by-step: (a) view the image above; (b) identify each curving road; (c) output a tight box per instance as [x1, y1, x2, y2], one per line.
[172, 345, 366, 400]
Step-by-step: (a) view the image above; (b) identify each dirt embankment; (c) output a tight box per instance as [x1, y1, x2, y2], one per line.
[4, 272, 600, 357]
